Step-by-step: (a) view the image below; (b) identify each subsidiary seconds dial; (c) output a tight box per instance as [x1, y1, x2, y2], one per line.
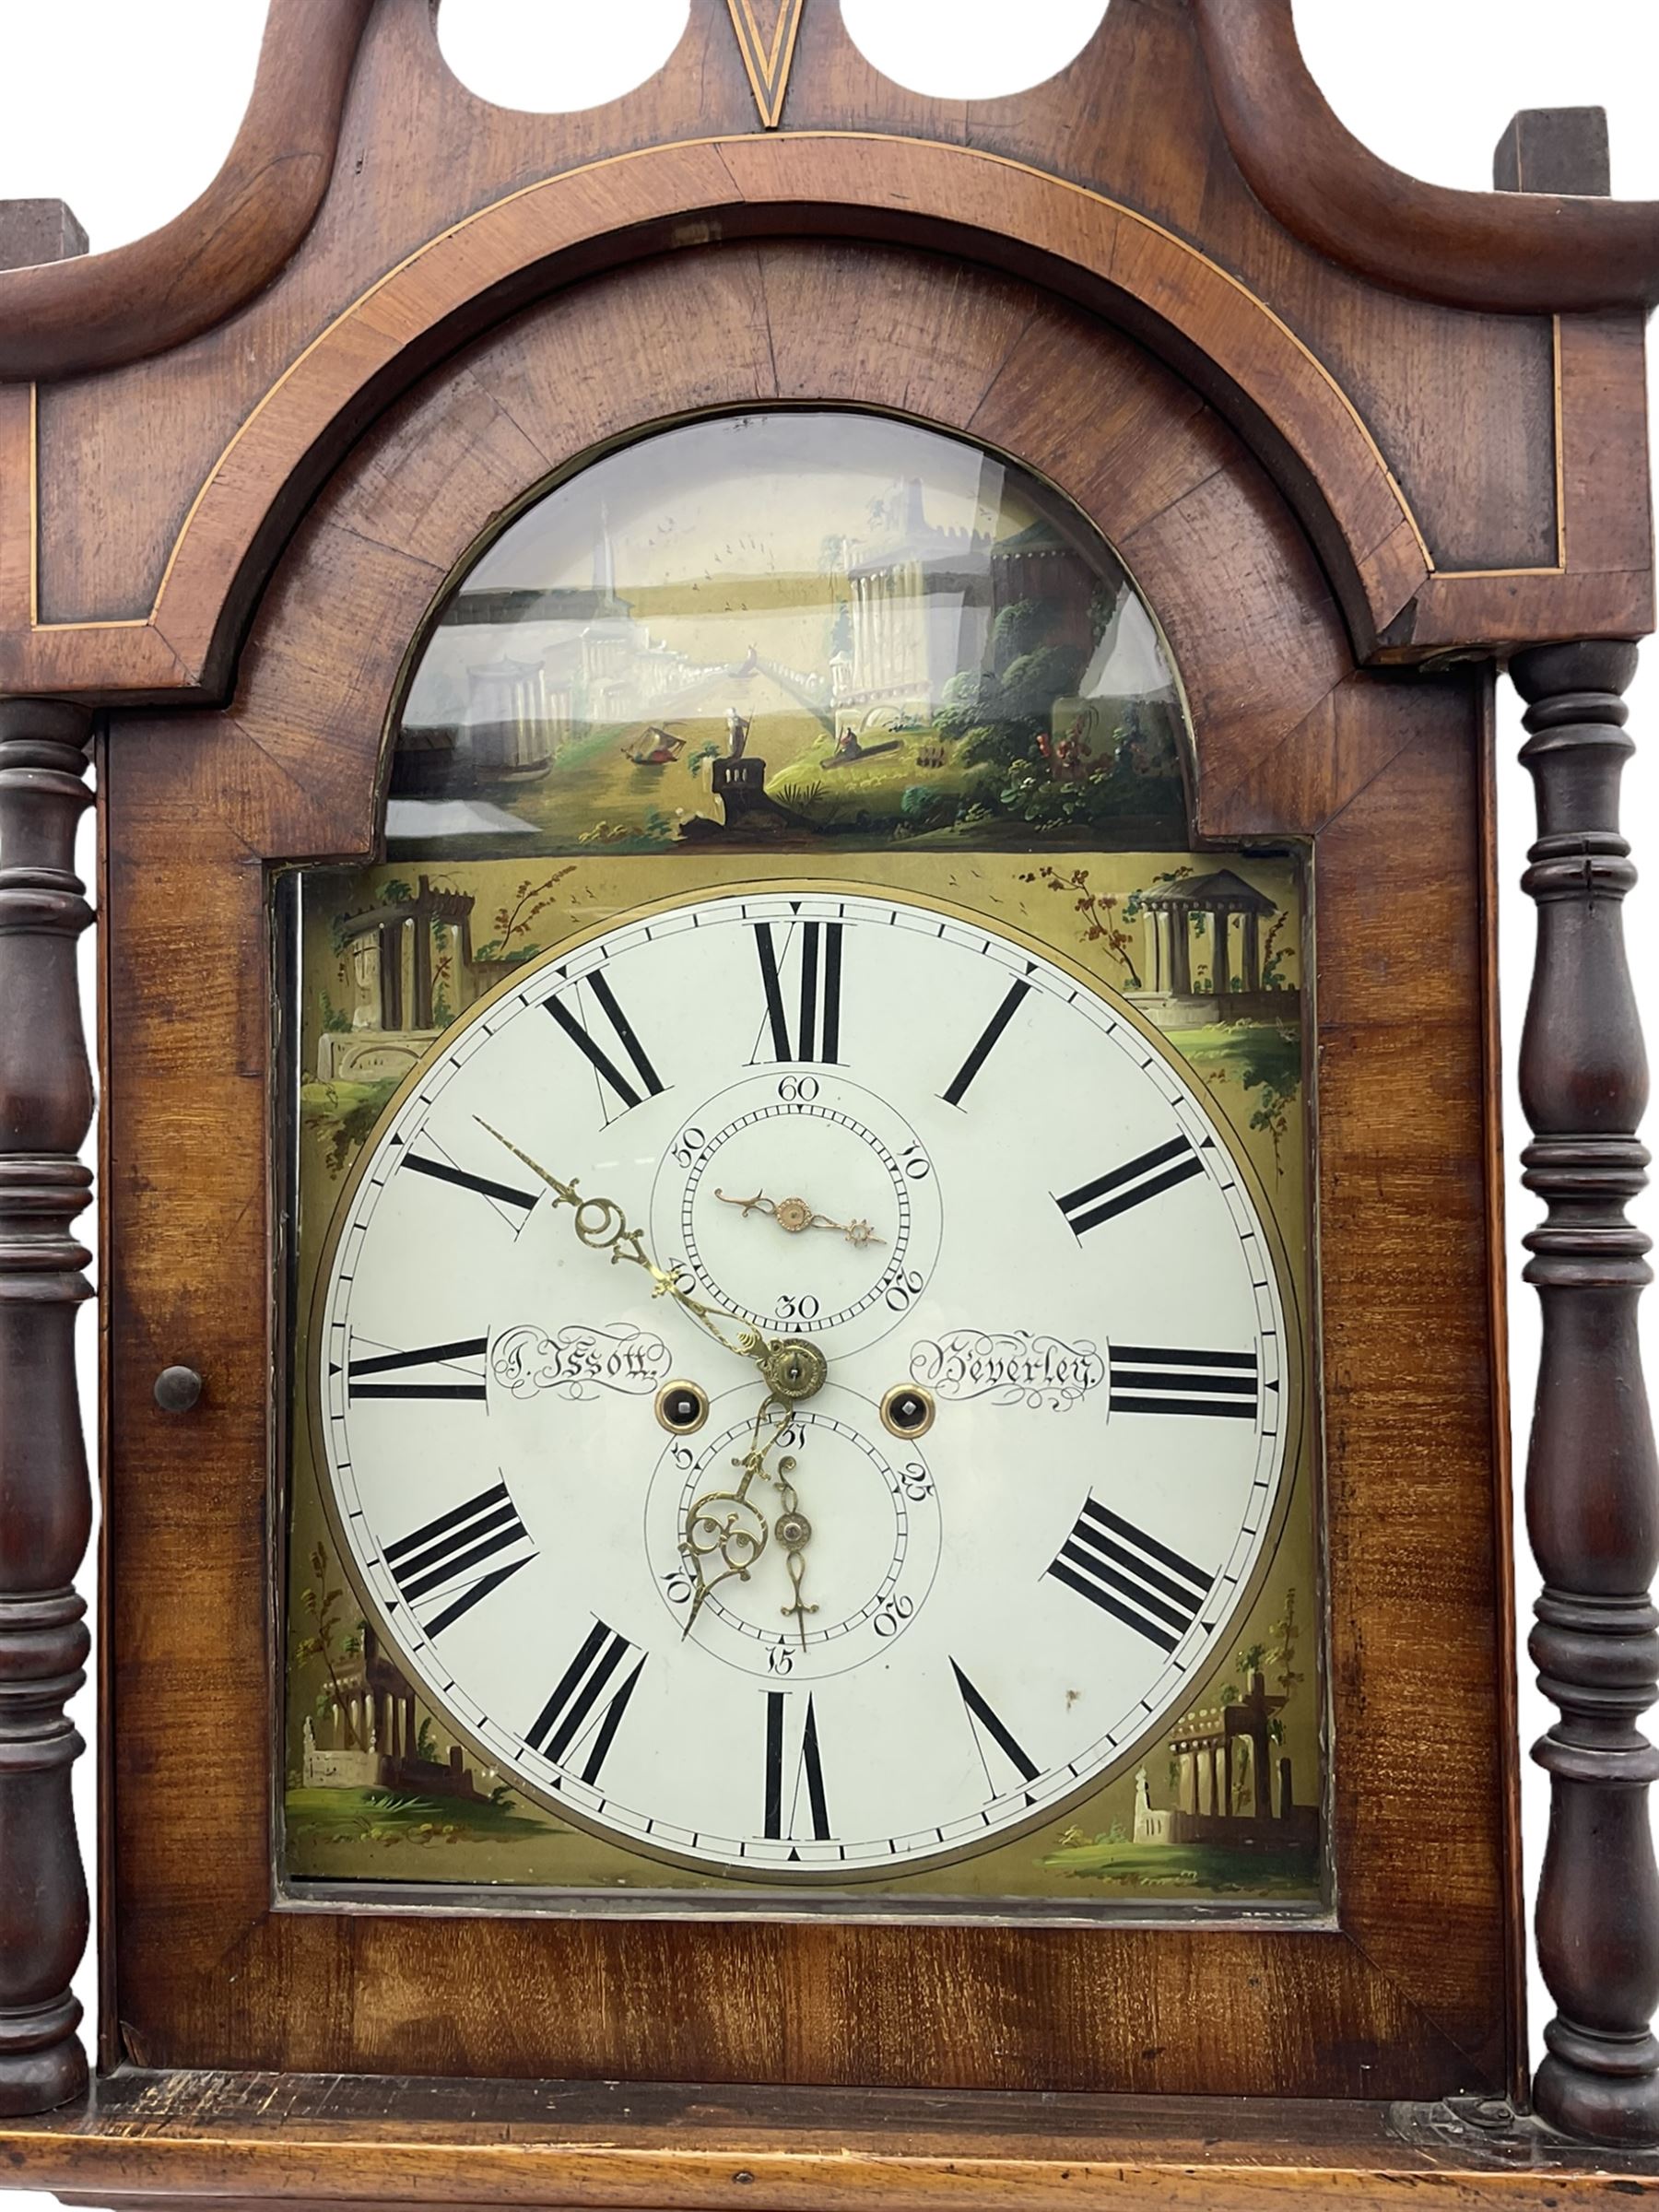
[314, 886, 1297, 1881]
[657, 1075, 941, 1347]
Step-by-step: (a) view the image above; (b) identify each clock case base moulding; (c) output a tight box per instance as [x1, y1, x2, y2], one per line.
[0, 0, 1655, 2194]
[12, 2074, 1659, 2211]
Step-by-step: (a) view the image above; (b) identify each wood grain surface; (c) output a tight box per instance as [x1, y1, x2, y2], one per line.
[2, 0, 1653, 2180]
[6, 2068, 1658, 2209]
[1192, 0, 1659, 312]
[89, 242, 1517, 2101]
[0, 0, 373, 379]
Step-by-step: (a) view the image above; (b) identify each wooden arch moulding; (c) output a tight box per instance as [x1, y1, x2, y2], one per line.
[190, 240, 1370, 858]
[4, 135, 1430, 700]
[0, 0, 1653, 704]
[0, 0, 1654, 2198]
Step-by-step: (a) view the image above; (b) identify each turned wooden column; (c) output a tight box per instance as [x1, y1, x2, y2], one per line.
[0, 698, 94, 2113]
[1512, 641, 1659, 2146]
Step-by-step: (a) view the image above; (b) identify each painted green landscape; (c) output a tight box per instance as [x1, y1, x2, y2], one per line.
[1041, 1838, 1320, 1896]
[386, 409, 1189, 856]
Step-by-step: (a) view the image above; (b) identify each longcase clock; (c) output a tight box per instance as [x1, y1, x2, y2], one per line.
[0, 0, 1655, 2202]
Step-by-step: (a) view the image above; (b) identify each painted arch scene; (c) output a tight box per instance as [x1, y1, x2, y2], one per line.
[388, 410, 1191, 855]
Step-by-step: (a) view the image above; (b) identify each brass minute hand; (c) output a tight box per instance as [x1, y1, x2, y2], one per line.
[475, 1122, 828, 1406]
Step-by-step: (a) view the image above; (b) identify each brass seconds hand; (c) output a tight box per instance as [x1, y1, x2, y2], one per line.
[715, 1188, 884, 1250]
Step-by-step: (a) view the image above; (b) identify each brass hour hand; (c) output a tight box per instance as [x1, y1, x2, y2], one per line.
[474, 1123, 830, 1406]
[476, 1120, 754, 1362]
[715, 1188, 885, 1250]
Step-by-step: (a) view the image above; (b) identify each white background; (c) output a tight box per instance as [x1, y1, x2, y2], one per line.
[0, 0, 1654, 2156]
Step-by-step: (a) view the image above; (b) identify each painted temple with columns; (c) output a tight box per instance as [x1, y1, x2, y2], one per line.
[317, 875, 491, 1085]
[1129, 865, 1300, 1030]
[300, 1626, 488, 1803]
[1133, 1670, 1320, 1852]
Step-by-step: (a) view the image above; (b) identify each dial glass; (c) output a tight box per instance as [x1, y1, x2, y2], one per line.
[280, 411, 1323, 1915]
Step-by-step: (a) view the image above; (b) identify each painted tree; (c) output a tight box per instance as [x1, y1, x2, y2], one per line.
[1268, 1587, 1304, 1706]
[937, 596, 1086, 774]
[294, 1541, 363, 1748]
[1018, 864, 1143, 989]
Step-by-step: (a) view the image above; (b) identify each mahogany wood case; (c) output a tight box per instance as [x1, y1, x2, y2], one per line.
[0, 0, 1655, 2203]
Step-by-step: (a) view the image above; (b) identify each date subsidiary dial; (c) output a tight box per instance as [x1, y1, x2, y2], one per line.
[313, 886, 1297, 1881]
[645, 1392, 942, 1679]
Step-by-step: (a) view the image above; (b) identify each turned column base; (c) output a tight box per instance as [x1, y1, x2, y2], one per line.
[1536, 2023, 1659, 2147]
[0, 1989, 87, 2118]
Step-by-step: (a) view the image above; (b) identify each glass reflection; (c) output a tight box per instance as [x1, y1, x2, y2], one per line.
[392, 411, 1188, 856]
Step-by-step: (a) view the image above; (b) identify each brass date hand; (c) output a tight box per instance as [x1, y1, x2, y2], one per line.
[682, 1394, 817, 1645]
[772, 1468, 818, 1649]
[715, 1187, 884, 1250]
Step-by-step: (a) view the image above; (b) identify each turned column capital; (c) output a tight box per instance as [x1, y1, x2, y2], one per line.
[1512, 639, 1641, 703]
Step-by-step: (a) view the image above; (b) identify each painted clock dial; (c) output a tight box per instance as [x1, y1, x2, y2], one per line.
[314, 887, 1294, 1880]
